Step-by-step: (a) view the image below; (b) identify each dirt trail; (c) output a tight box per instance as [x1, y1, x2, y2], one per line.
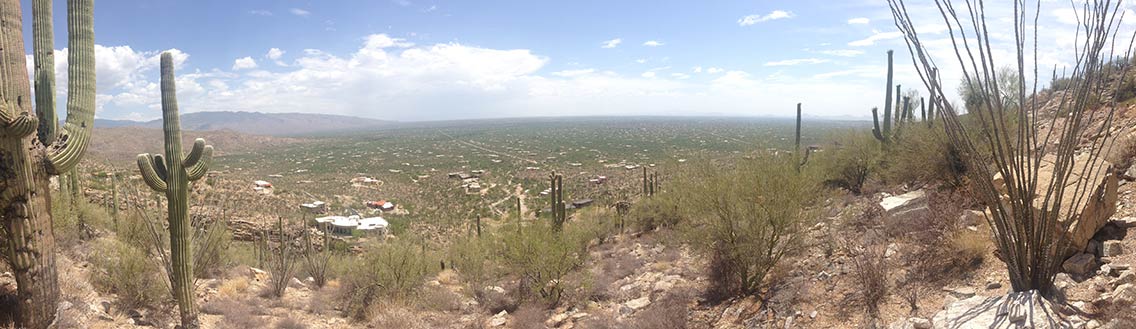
[439, 131, 538, 164]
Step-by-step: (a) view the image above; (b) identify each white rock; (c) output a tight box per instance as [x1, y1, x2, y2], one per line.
[910, 317, 932, 329]
[880, 190, 928, 219]
[932, 291, 1069, 329]
[624, 296, 651, 311]
[943, 286, 976, 298]
[1113, 284, 1136, 304]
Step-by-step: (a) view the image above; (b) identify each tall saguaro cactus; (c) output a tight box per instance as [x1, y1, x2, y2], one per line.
[0, 0, 95, 327]
[137, 52, 215, 329]
[871, 50, 896, 144]
[549, 172, 565, 231]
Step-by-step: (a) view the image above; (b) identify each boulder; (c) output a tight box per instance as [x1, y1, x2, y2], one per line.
[931, 290, 1071, 329]
[489, 310, 508, 327]
[880, 190, 928, 220]
[991, 153, 1118, 259]
[960, 210, 987, 226]
[1113, 284, 1136, 304]
[1102, 241, 1124, 257]
[1063, 253, 1097, 275]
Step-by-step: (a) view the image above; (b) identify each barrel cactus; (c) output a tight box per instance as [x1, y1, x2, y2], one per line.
[137, 52, 214, 329]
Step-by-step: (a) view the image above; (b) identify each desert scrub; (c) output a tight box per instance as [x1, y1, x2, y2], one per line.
[499, 221, 589, 306]
[338, 239, 437, 320]
[882, 124, 965, 187]
[89, 238, 168, 310]
[628, 192, 683, 232]
[821, 130, 881, 195]
[679, 157, 818, 300]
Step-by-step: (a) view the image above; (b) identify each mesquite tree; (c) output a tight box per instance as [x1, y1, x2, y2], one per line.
[0, 0, 95, 327]
[137, 52, 215, 328]
[888, 0, 1128, 297]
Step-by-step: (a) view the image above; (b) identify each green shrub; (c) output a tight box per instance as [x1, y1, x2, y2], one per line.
[339, 239, 437, 320]
[679, 157, 817, 300]
[499, 221, 588, 306]
[821, 130, 881, 195]
[628, 194, 683, 232]
[883, 125, 965, 187]
[89, 238, 168, 310]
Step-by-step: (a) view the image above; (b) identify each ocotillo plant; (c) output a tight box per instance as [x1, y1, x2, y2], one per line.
[0, 0, 95, 327]
[302, 222, 333, 288]
[871, 50, 897, 144]
[263, 216, 299, 298]
[137, 52, 215, 328]
[549, 172, 566, 231]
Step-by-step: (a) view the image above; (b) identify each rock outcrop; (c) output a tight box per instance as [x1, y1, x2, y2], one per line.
[931, 290, 1072, 329]
[991, 153, 1118, 258]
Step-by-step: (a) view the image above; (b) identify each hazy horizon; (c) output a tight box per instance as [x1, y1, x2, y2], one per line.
[20, 0, 1131, 121]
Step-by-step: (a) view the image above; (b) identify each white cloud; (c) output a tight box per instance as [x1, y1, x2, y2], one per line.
[635, 58, 647, 64]
[265, 48, 286, 66]
[816, 49, 865, 57]
[706, 67, 724, 74]
[249, 10, 273, 16]
[764, 58, 830, 66]
[290, 8, 310, 17]
[232, 57, 257, 70]
[641, 71, 657, 78]
[601, 38, 622, 49]
[738, 10, 794, 26]
[847, 17, 870, 25]
[671, 73, 691, 80]
[848, 31, 903, 46]
[642, 40, 664, 47]
[692, 66, 702, 73]
[551, 69, 595, 77]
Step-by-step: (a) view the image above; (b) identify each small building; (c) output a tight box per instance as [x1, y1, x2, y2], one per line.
[301, 201, 328, 214]
[253, 180, 273, 188]
[350, 176, 380, 184]
[572, 199, 594, 208]
[466, 182, 482, 193]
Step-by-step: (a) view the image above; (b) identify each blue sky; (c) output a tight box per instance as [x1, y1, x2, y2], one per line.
[18, 0, 1131, 121]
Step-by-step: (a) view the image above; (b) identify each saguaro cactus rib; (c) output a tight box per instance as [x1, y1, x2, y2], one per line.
[134, 52, 213, 329]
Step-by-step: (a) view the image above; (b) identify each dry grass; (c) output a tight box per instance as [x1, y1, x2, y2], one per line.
[274, 316, 307, 329]
[201, 298, 269, 329]
[218, 277, 251, 299]
[414, 285, 463, 312]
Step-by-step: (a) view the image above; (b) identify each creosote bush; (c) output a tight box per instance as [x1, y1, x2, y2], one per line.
[822, 130, 881, 195]
[680, 157, 817, 300]
[499, 221, 589, 306]
[338, 239, 437, 320]
[89, 238, 168, 310]
[883, 125, 966, 187]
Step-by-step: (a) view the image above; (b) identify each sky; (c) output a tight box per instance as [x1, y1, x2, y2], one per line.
[16, 0, 1136, 121]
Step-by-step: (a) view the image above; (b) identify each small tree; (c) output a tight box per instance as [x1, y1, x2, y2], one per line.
[681, 157, 817, 299]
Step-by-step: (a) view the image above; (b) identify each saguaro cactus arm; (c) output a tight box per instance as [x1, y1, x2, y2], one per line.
[137, 154, 168, 192]
[45, 0, 95, 175]
[184, 138, 214, 181]
[32, 0, 55, 145]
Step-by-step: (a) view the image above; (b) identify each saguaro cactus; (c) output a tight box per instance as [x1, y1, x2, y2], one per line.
[137, 52, 215, 329]
[0, 0, 95, 327]
[549, 172, 565, 231]
[872, 50, 896, 144]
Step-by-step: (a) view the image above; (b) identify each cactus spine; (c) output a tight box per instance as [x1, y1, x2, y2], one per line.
[137, 53, 215, 329]
[0, 0, 95, 327]
[549, 172, 565, 231]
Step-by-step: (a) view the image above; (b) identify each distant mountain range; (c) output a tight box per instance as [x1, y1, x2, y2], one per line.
[94, 111, 395, 136]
